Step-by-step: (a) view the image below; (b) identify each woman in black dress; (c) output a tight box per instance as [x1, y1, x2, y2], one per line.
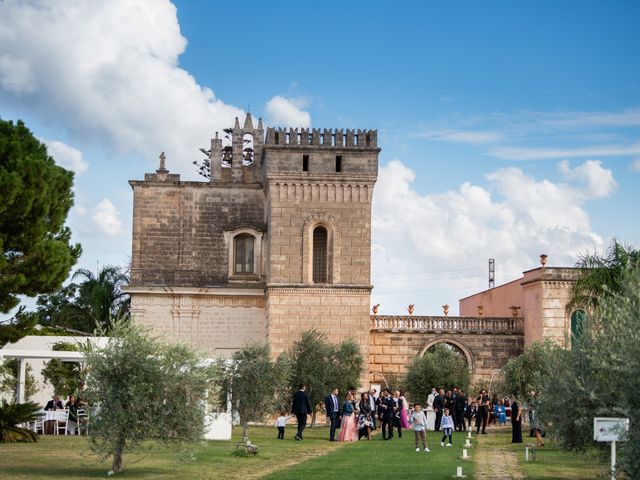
[358, 392, 373, 440]
[511, 397, 523, 443]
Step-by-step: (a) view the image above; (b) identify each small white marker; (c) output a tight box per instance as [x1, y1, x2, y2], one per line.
[463, 448, 469, 459]
[456, 466, 464, 477]
[467, 431, 472, 438]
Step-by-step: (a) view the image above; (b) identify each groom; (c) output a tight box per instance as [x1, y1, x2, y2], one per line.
[324, 387, 341, 441]
[291, 383, 313, 441]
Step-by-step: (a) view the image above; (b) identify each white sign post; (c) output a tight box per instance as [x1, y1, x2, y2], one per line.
[594, 417, 629, 480]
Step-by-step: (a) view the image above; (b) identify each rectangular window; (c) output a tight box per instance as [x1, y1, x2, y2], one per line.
[274, 132, 280, 145]
[234, 235, 254, 274]
[303, 155, 309, 172]
[336, 155, 342, 173]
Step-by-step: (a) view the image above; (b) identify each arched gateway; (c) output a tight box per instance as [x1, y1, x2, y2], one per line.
[369, 315, 524, 383]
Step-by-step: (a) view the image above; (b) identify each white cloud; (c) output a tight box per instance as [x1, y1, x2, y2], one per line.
[45, 140, 89, 174]
[91, 199, 124, 236]
[418, 129, 503, 144]
[371, 160, 608, 315]
[0, 0, 244, 178]
[558, 160, 617, 198]
[0, 54, 36, 93]
[265, 96, 311, 128]
[630, 158, 640, 172]
[489, 142, 640, 161]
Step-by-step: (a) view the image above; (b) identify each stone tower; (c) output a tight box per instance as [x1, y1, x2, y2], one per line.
[262, 127, 379, 363]
[125, 115, 379, 368]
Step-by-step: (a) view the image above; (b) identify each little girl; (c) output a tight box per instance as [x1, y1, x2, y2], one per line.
[409, 403, 430, 452]
[440, 408, 454, 446]
[497, 400, 507, 426]
[275, 410, 293, 439]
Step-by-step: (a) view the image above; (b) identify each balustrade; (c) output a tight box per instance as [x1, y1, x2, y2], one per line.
[369, 315, 523, 334]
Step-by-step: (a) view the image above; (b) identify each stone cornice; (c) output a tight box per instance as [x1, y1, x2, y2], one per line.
[129, 180, 264, 189]
[123, 286, 264, 296]
[265, 174, 377, 184]
[266, 284, 372, 295]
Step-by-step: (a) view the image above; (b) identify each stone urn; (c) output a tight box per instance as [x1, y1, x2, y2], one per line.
[442, 304, 450, 316]
[477, 305, 484, 317]
[407, 304, 415, 315]
[372, 304, 380, 315]
[540, 254, 548, 266]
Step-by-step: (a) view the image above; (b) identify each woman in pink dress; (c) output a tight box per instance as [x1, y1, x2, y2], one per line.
[338, 393, 359, 442]
[399, 390, 410, 429]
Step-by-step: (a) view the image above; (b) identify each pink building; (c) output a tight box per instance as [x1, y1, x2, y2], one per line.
[459, 257, 583, 347]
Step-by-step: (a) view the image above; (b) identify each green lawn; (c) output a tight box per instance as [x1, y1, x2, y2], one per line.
[0, 425, 609, 479]
[261, 430, 472, 480]
[0, 426, 339, 479]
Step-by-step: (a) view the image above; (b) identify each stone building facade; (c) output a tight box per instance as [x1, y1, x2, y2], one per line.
[126, 114, 583, 385]
[126, 114, 378, 370]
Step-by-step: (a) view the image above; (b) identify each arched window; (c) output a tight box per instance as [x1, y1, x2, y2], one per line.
[234, 234, 254, 274]
[571, 310, 586, 341]
[312, 226, 328, 283]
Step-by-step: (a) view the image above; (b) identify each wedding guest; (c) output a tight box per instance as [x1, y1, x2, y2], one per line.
[409, 402, 431, 452]
[338, 393, 358, 442]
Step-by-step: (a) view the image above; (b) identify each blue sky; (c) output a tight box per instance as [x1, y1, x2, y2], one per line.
[1, 0, 639, 317]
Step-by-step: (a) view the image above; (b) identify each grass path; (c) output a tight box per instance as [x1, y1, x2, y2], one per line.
[474, 427, 526, 479]
[475, 426, 608, 480]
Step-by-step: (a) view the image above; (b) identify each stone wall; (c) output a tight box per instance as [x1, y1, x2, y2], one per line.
[129, 175, 265, 288]
[369, 316, 524, 384]
[128, 287, 266, 357]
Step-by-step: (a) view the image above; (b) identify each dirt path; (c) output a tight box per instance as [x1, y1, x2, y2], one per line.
[474, 427, 526, 479]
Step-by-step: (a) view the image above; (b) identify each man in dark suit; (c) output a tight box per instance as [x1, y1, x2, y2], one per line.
[433, 389, 444, 431]
[455, 390, 467, 431]
[380, 389, 395, 440]
[324, 387, 341, 441]
[291, 383, 312, 440]
[44, 394, 63, 411]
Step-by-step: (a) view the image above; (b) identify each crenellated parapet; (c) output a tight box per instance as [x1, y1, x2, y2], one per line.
[265, 127, 377, 148]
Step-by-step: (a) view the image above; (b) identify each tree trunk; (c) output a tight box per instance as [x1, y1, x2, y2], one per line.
[242, 421, 249, 444]
[111, 437, 126, 474]
[311, 411, 316, 427]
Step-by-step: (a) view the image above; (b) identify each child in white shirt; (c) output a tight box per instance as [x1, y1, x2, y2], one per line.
[275, 410, 293, 439]
[440, 408, 454, 446]
[409, 403, 431, 452]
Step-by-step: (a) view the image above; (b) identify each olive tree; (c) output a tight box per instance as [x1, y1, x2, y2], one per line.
[404, 344, 470, 403]
[214, 343, 278, 444]
[83, 320, 214, 474]
[285, 330, 364, 426]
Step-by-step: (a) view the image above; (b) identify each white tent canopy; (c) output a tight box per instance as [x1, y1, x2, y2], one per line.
[0, 335, 109, 403]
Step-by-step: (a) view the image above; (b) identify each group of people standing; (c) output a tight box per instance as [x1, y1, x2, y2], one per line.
[324, 386, 410, 442]
[283, 383, 539, 450]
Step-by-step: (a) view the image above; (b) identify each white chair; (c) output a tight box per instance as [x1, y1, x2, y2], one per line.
[77, 409, 89, 435]
[32, 411, 45, 434]
[55, 410, 69, 435]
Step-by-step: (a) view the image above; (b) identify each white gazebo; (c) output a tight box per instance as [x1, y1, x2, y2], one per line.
[0, 335, 233, 440]
[0, 335, 109, 404]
